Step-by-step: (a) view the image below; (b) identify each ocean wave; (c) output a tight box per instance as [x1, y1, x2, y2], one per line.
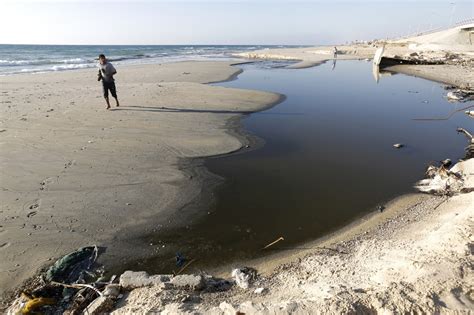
[60, 58, 88, 63]
[108, 54, 154, 62]
[0, 58, 92, 66]
[51, 64, 93, 71]
[0, 45, 275, 76]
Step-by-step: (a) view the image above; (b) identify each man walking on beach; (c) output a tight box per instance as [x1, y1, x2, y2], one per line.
[98, 54, 119, 109]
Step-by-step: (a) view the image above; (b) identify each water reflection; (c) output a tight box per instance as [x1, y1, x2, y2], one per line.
[132, 60, 471, 274]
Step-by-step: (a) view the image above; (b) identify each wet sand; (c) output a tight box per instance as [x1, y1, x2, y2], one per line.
[0, 61, 282, 300]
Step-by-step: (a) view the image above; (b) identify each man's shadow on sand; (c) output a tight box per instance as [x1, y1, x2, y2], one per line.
[112, 105, 303, 116]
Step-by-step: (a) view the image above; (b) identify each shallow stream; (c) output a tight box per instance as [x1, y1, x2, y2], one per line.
[129, 60, 471, 273]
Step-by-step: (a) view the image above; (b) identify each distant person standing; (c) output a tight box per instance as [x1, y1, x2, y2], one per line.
[333, 46, 338, 58]
[97, 54, 119, 109]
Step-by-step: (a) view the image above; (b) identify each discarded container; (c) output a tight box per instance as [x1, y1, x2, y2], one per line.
[231, 267, 257, 289]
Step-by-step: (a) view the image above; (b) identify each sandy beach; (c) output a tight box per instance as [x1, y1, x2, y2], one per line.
[0, 61, 282, 301]
[2, 22, 474, 313]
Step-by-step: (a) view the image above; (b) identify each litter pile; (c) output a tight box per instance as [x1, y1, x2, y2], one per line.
[6, 245, 262, 314]
[446, 89, 474, 103]
[414, 164, 464, 195]
[6, 246, 109, 314]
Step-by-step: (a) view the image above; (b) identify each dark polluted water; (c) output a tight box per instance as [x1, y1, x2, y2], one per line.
[128, 60, 472, 273]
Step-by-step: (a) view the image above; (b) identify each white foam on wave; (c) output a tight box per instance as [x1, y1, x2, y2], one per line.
[51, 63, 92, 71]
[60, 58, 88, 63]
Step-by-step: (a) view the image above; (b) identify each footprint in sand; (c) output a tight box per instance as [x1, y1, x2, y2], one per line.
[64, 160, 75, 169]
[0, 242, 11, 249]
[24, 199, 41, 213]
[40, 177, 57, 191]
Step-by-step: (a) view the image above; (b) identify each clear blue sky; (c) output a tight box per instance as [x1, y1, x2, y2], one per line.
[0, 0, 472, 45]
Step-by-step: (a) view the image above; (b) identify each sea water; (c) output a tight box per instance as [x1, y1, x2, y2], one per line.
[0, 44, 287, 75]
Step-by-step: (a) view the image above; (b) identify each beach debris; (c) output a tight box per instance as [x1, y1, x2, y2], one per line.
[446, 89, 474, 103]
[176, 258, 196, 275]
[82, 295, 115, 315]
[119, 271, 171, 290]
[465, 110, 474, 118]
[176, 252, 186, 267]
[441, 159, 452, 167]
[447, 91, 462, 101]
[203, 276, 233, 292]
[7, 293, 55, 315]
[263, 236, 285, 249]
[414, 164, 464, 195]
[457, 127, 474, 158]
[444, 85, 457, 90]
[231, 267, 257, 289]
[170, 274, 206, 291]
[254, 287, 266, 294]
[102, 283, 121, 298]
[119, 270, 231, 293]
[6, 246, 105, 314]
[45, 245, 98, 283]
[412, 104, 474, 121]
[393, 143, 404, 149]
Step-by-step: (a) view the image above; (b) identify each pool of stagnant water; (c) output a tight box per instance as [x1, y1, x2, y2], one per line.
[123, 60, 472, 274]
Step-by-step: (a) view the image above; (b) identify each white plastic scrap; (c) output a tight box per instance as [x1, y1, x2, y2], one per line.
[414, 165, 464, 195]
[447, 91, 461, 101]
[254, 287, 266, 294]
[232, 268, 251, 289]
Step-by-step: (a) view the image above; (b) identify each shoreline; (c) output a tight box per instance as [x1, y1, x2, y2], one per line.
[208, 192, 434, 278]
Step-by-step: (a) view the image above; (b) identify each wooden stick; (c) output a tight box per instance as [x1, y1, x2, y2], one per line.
[457, 127, 473, 140]
[50, 281, 103, 296]
[262, 236, 284, 249]
[176, 259, 196, 275]
[413, 104, 474, 121]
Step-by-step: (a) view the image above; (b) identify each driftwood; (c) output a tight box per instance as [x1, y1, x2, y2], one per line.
[413, 104, 474, 121]
[457, 127, 474, 158]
